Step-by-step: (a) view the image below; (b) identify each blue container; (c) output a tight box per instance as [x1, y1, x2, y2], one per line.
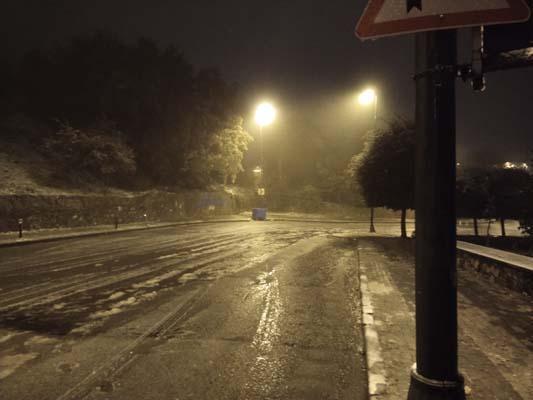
[252, 208, 267, 221]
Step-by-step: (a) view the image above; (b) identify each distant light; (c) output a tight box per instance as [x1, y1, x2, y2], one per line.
[521, 163, 529, 170]
[358, 88, 377, 106]
[255, 102, 276, 127]
[504, 161, 516, 169]
[253, 166, 263, 174]
[456, 162, 461, 167]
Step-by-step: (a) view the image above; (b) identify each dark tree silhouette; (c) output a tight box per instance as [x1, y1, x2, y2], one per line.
[486, 168, 531, 236]
[518, 179, 533, 235]
[350, 118, 415, 238]
[6, 32, 251, 188]
[349, 142, 385, 232]
[456, 174, 489, 236]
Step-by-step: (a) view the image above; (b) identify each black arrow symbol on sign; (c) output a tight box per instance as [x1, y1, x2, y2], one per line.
[407, 0, 422, 12]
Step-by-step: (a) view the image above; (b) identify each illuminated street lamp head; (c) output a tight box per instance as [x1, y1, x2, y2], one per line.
[358, 88, 377, 106]
[255, 102, 276, 127]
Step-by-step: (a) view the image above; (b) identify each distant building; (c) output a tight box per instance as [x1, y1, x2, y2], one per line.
[499, 161, 530, 171]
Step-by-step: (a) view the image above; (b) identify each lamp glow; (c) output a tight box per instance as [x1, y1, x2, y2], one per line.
[255, 102, 276, 127]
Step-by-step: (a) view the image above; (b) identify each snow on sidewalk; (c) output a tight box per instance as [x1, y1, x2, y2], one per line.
[356, 237, 532, 400]
[357, 239, 415, 399]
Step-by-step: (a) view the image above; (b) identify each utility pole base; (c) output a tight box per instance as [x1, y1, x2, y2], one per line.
[407, 365, 465, 400]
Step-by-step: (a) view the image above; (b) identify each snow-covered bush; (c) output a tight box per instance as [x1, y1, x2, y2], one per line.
[41, 123, 136, 185]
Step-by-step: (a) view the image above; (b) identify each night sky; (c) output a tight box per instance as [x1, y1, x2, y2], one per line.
[2, 0, 532, 166]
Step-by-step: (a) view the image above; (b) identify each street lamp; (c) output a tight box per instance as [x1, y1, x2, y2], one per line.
[358, 88, 378, 233]
[254, 102, 276, 169]
[358, 88, 377, 123]
[252, 102, 276, 214]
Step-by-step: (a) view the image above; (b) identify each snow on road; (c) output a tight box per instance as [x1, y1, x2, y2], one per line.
[0, 222, 368, 399]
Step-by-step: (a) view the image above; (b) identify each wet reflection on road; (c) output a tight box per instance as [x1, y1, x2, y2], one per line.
[243, 269, 286, 398]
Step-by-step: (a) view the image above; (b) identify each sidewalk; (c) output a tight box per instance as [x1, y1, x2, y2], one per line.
[0, 215, 249, 248]
[240, 210, 413, 224]
[356, 237, 532, 400]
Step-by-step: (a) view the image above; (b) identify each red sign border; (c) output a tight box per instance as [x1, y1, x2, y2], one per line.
[356, 0, 531, 39]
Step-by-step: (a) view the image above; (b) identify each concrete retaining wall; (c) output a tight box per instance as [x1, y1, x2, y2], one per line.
[457, 250, 533, 296]
[0, 190, 251, 232]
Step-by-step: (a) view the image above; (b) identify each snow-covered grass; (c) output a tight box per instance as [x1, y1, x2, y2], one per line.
[0, 140, 134, 196]
[0, 142, 60, 195]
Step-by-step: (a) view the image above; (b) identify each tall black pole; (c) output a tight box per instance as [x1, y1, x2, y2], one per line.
[259, 125, 265, 173]
[407, 30, 465, 400]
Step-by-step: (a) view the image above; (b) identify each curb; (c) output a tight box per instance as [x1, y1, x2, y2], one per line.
[269, 218, 365, 224]
[268, 218, 413, 224]
[357, 245, 388, 397]
[0, 218, 250, 248]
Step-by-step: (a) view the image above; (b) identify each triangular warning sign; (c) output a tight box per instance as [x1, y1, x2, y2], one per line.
[356, 0, 531, 40]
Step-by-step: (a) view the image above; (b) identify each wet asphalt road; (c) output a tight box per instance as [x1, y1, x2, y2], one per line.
[1, 219, 530, 399]
[0, 220, 389, 400]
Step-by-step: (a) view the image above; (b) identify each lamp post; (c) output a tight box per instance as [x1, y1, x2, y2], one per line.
[254, 102, 276, 194]
[358, 88, 378, 125]
[358, 88, 378, 233]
